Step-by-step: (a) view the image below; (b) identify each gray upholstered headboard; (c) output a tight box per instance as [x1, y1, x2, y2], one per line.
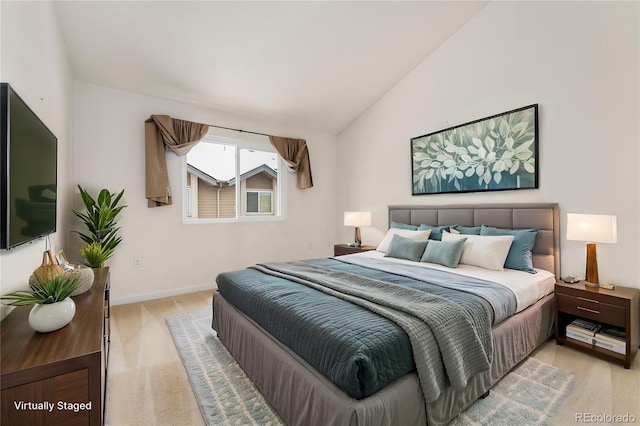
[388, 204, 560, 277]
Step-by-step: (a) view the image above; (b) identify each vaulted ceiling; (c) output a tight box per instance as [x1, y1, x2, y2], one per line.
[54, 1, 487, 134]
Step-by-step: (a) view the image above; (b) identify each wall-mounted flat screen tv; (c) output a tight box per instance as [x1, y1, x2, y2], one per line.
[1, 83, 57, 250]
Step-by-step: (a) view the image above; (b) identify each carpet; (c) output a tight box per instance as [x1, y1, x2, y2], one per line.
[166, 308, 575, 426]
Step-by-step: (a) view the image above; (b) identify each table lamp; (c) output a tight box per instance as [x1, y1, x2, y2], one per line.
[344, 211, 372, 247]
[566, 213, 617, 287]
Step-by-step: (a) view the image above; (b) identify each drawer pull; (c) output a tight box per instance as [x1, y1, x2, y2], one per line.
[577, 306, 600, 314]
[577, 297, 599, 304]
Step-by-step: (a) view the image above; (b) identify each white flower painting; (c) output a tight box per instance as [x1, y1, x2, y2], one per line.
[412, 105, 538, 195]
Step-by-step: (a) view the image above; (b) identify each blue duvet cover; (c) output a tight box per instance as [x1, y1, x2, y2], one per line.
[215, 257, 516, 399]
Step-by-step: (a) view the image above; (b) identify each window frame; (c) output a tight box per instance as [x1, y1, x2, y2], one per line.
[185, 186, 192, 217]
[182, 134, 286, 224]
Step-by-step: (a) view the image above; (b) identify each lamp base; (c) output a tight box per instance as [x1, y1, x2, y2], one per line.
[354, 227, 362, 247]
[583, 281, 600, 288]
[585, 242, 599, 285]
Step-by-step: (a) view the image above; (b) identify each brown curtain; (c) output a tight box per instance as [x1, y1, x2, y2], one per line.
[145, 115, 209, 207]
[268, 136, 314, 189]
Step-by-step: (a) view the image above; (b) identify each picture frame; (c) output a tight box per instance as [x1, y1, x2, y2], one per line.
[411, 104, 538, 195]
[56, 249, 69, 266]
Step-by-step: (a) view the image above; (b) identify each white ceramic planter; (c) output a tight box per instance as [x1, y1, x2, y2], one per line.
[28, 298, 76, 333]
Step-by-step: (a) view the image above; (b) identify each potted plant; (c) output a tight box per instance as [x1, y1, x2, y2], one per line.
[80, 242, 113, 268]
[0, 274, 80, 333]
[73, 185, 127, 267]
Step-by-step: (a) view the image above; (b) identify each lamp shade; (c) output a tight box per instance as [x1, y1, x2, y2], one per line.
[566, 214, 617, 243]
[344, 211, 372, 227]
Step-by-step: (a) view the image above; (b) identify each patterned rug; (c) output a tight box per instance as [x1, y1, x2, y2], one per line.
[449, 357, 576, 426]
[166, 308, 575, 425]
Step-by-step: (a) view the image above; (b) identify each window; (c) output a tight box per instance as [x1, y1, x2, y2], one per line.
[246, 190, 273, 214]
[183, 134, 285, 222]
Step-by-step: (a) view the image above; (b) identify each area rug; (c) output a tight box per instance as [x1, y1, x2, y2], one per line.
[449, 356, 576, 426]
[166, 308, 575, 426]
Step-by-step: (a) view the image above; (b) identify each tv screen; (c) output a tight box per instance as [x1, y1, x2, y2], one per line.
[1, 83, 57, 250]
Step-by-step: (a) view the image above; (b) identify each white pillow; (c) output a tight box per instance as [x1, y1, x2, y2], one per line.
[377, 229, 431, 253]
[442, 231, 514, 271]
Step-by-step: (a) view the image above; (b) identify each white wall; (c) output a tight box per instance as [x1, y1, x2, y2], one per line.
[73, 82, 337, 304]
[0, 2, 74, 318]
[337, 2, 640, 288]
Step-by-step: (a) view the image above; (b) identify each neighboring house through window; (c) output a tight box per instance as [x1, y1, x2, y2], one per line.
[183, 134, 284, 222]
[246, 190, 273, 214]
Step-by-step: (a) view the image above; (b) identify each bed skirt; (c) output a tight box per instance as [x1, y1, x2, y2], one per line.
[212, 292, 555, 426]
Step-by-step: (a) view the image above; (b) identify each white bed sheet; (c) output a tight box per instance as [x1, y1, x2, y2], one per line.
[339, 251, 555, 313]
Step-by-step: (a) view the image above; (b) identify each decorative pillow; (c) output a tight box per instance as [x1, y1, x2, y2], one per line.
[450, 224, 482, 235]
[420, 238, 467, 268]
[385, 235, 429, 262]
[480, 225, 539, 274]
[417, 224, 450, 241]
[377, 229, 431, 253]
[390, 221, 418, 230]
[442, 232, 514, 271]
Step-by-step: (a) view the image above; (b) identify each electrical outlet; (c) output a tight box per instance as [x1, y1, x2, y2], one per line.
[133, 257, 143, 268]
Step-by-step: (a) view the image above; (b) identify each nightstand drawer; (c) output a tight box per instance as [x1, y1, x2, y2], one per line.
[557, 293, 626, 327]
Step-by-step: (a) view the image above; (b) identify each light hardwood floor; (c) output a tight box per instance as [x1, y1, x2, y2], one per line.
[106, 291, 640, 426]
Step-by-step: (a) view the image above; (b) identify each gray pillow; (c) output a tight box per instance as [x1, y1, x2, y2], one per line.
[384, 234, 429, 262]
[480, 225, 538, 273]
[450, 224, 482, 235]
[420, 238, 467, 268]
[417, 224, 450, 241]
[390, 221, 418, 230]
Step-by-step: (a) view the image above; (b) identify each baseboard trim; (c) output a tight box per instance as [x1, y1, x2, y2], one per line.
[111, 284, 217, 306]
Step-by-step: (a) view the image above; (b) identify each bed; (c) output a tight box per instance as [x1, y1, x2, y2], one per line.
[212, 203, 560, 425]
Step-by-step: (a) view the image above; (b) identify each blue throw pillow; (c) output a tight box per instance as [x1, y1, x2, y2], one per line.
[450, 224, 482, 235]
[417, 224, 450, 241]
[480, 225, 538, 273]
[390, 221, 418, 230]
[384, 234, 429, 262]
[420, 238, 466, 268]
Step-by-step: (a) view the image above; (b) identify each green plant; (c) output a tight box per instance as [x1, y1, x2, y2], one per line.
[80, 242, 113, 268]
[73, 185, 126, 265]
[0, 274, 80, 306]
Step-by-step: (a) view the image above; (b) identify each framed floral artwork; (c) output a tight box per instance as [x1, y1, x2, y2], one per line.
[411, 104, 538, 195]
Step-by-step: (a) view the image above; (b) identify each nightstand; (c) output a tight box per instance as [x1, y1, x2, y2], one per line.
[555, 281, 639, 369]
[333, 244, 377, 256]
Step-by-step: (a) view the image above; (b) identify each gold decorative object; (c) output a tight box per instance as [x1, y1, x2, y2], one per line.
[31, 250, 64, 283]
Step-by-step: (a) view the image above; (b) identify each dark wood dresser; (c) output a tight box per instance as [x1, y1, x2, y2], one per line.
[1, 267, 110, 425]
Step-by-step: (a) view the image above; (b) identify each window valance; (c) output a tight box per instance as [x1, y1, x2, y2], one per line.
[268, 136, 314, 189]
[145, 115, 208, 207]
[145, 115, 314, 208]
